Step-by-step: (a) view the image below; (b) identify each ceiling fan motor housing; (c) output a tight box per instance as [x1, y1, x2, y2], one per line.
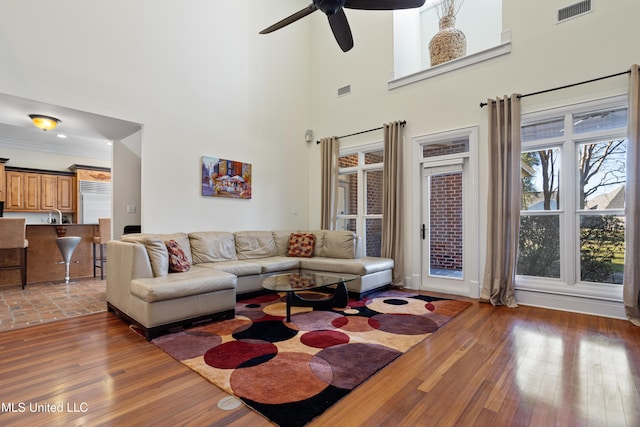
[315, 0, 347, 15]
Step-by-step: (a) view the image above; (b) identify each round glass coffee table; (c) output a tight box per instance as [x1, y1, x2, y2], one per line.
[262, 272, 358, 322]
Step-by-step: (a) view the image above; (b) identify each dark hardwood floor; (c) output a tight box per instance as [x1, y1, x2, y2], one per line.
[0, 294, 639, 427]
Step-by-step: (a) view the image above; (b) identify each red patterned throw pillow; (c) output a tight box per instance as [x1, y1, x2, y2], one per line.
[165, 240, 191, 272]
[287, 233, 316, 258]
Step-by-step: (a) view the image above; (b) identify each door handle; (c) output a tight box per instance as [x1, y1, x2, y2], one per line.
[421, 224, 426, 240]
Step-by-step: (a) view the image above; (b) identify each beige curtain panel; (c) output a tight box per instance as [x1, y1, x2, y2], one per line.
[625, 65, 640, 326]
[320, 136, 339, 230]
[381, 121, 405, 287]
[481, 95, 521, 308]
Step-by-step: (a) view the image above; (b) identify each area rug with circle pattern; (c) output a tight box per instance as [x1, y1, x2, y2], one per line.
[152, 289, 471, 427]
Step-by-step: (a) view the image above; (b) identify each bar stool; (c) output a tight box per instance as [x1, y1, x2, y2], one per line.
[56, 236, 81, 284]
[0, 218, 29, 289]
[93, 217, 111, 280]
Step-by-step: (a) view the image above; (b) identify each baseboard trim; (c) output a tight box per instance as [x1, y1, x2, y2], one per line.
[420, 283, 472, 298]
[401, 275, 625, 319]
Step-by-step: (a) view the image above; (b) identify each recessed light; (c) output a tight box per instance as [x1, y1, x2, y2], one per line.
[57, 134, 67, 139]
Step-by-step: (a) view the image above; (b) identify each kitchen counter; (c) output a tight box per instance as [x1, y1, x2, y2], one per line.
[0, 224, 98, 287]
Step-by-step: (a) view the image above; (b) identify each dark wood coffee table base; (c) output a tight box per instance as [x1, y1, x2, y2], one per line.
[285, 281, 348, 322]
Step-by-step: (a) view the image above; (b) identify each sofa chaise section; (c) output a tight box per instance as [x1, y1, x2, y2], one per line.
[106, 238, 236, 340]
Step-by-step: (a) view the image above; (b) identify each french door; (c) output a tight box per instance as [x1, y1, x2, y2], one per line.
[421, 159, 470, 294]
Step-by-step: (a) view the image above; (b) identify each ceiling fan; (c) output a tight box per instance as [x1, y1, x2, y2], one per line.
[260, 0, 426, 52]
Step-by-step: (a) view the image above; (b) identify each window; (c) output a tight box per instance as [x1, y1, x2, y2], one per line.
[518, 99, 627, 292]
[337, 145, 384, 257]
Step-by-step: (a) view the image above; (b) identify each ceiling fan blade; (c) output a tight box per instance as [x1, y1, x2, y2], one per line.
[344, 0, 426, 10]
[328, 9, 354, 52]
[259, 4, 318, 34]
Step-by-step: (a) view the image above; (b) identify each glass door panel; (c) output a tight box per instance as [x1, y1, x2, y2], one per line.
[422, 162, 465, 289]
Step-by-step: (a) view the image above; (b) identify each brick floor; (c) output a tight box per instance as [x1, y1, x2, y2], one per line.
[0, 278, 105, 332]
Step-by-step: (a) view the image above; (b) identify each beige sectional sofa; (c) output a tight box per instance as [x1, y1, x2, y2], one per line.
[106, 230, 394, 339]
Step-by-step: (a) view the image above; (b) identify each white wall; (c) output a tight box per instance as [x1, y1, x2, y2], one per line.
[0, 0, 312, 233]
[308, 1, 640, 298]
[112, 131, 142, 238]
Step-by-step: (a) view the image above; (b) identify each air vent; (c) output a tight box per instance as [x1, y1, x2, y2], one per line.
[558, 0, 591, 22]
[80, 180, 112, 194]
[337, 85, 351, 97]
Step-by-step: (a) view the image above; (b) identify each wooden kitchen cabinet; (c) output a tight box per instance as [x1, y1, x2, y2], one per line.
[4, 170, 75, 212]
[23, 173, 41, 210]
[41, 174, 74, 212]
[0, 159, 6, 202]
[5, 171, 26, 210]
[41, 175, 57, 210]
[57, 175, 75, 211]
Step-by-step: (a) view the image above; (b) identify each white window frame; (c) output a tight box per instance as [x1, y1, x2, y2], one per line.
[517, 95, 628, 304]
[336, 142, 384, 257]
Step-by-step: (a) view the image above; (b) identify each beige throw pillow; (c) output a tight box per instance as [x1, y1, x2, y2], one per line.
[140, 238, 169, 277]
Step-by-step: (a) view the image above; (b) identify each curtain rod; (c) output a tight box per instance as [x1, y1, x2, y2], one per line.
[479, 69, 632, 108]
[316, 120, 406, 144]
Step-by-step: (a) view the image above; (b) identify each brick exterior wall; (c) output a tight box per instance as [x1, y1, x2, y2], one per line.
[429, 172, 463, 271]
[365, 218, 382, 257]
[366, 170, 383, 214]
[423, 140, 468, 158]
[338, 154, 358, 168]
[365, 168, 383, 257]
[364, 151, 384, 164]
[339, 154, 358, 216]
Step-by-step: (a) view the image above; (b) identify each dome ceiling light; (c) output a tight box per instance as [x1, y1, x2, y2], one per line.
[29, 114, 61, 131]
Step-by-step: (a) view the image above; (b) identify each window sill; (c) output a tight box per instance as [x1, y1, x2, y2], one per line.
[514, 277, 625, 319]
[515, 277, 623, 303]
[388, 41, 512, 90]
